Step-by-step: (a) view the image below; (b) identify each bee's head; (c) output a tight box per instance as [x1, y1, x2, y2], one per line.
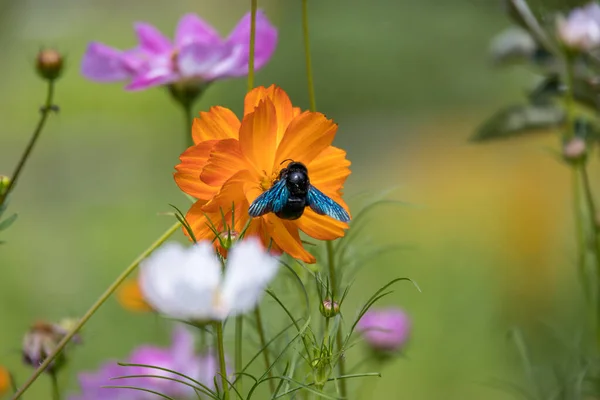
[280, 159, 307, 174]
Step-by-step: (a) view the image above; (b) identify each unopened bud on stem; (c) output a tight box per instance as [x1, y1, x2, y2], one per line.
[36, 48, 64, 81]
[319, 299, 340, 318]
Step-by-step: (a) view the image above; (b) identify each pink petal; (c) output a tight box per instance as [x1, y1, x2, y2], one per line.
[135, 22, 172, 54]
[125, 64, 177, 91]
[224, 10, 278, 76]
[80, 42, 132, 82]
[177, 42, 234, 79]
[175, 13, 222, 47]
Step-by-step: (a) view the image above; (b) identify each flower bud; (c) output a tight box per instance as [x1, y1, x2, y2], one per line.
[556, 3, 600, 51]
[22, 319, 81, 372]
[319, 299, 340, 318]
[218, 230, 239, 250]
[0, 176, 10, 196]
[563, 137, 587, 161]
[0, 366, 10, 396]
[36, 48, 64, 81]
[357, 308, 411, 356]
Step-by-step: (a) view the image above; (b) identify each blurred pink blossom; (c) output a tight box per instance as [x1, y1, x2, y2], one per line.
[81, 12, 277, 90]
[557, 2, 600, 51]
[357, 308, 411, 353]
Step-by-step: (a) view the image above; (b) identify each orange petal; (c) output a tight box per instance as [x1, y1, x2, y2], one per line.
[239, 99, 278, 174]
[174, 140, 220, 200]
[117, 279, 153, 312]
[185, 200, 215, 241]
[265, 214, 315, 263]
[294, 208, 347, 240]
[203, 170, 254, 213]
[0, 366, 9, 396]
[244, 85, 296, 145]
[201, 139, 255, 187]
[307, 146, 351, 195]
[274, 111, 337, 168]
[192, 106, 241, 144]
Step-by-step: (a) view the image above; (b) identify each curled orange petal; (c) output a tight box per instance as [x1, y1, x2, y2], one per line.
[266, 214, 315, 263]
[192, 106, 241, 144]
[239, 99, 278, 175]
[117, 279, 153, 313]
[201, 139, 253, 188]
[244, 85, 296, 145]
[274, 111, 337, 168]
[174, 140, 220, 200]
[295, 208, 348, 240]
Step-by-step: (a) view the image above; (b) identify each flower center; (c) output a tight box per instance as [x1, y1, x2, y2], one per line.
[260, 170, 280, 191]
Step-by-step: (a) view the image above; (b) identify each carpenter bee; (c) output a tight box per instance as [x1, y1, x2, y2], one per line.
[248, 161, 350, 222]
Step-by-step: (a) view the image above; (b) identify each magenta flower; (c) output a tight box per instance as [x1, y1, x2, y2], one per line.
[81, 11, 277, 91]
[68, 326, 223, 400]
[357, 308, 411, 353]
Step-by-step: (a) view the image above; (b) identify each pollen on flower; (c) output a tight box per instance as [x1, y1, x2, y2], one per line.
[260, 171, 279, 191]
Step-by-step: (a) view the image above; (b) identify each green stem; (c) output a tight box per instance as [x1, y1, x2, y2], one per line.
[326, 241, 347, 398]
[302, 0, 317, 112]
[235, 315, 243, 394]
[214, 321, 230, 400]
[254, 307, 275, 393]
[182, 101, 194, 148]
[49, 372, 59, 400]
[11, 221, 182, 400]
[248, 0, 258, 92]
[0, 80, 56, 206]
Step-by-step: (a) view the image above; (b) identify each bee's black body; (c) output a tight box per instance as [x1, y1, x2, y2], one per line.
[275, 162, 309, 220]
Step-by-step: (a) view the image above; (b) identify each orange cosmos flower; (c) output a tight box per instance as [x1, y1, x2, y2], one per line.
[117, 278, 153, 312]
[0, 366, 9, 396]
[174, 85, 351, 263]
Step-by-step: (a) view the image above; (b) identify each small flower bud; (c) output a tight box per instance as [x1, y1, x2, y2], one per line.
[36, 48, 64, 81]
[563, 137, 587, 161]
[22, 320, 81, 372]
[319, 299, 340, 318]
[168, 79, 208, 109]
[0, 176, 10, 196]
[357, 308, 411, 356]
[0, 366, 10, 396]
[218, 230, 239, 250]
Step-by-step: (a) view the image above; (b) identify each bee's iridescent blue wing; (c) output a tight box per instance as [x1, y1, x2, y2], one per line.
[248, 179, 289, 217]
[306, 185, 350, 222]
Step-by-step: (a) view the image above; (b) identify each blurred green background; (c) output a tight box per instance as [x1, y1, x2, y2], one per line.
[0, 0, 591, 398]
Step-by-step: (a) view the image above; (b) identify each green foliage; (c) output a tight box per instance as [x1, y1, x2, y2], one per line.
[471, 104, 564, 142]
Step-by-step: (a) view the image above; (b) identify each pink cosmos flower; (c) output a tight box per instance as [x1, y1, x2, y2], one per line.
[68, 325, 225, 400]
[81, 11, 277, 91]
[557, 2, 600, 51]
[357, 308, 411, 353]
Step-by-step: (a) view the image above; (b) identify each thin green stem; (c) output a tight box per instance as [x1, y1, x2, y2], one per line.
[248, 0, 258, 92]
[49, 372, 59, 400]
[235, 315, 243, 394]
[182, 101, 194, 148]
[9, 373, 18, 394]
[326, 241, 347, 398]
[254, 307, 275, 393]
[11, 221, 182, 400]
[0, 80, 56, 206]
[302, 0, 317, 112]
[214, 321, 230, 400]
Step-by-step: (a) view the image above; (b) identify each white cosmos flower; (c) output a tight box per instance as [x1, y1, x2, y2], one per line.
[139, 238, 279, 320]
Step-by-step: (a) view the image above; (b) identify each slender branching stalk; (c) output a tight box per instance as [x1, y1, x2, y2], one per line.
[0, 80, 56, 206]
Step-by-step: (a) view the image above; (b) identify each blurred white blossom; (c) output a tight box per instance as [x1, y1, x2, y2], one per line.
[557, 2, 600, 51]
[139, 239, 279, 321]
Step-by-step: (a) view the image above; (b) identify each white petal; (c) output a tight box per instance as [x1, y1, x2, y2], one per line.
[220, 238, 279, 317]
[139, 241, 222, 320]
